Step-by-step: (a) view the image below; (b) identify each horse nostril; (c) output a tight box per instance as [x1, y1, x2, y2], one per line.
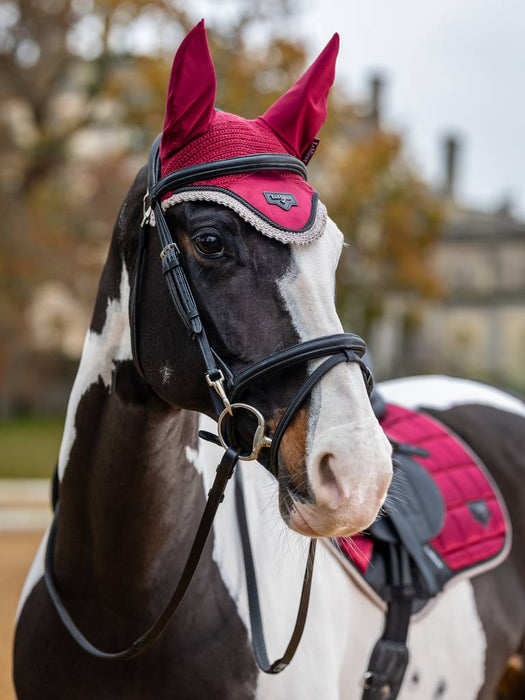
[315, 453, 348, 510]
[319, 453, 337, 488]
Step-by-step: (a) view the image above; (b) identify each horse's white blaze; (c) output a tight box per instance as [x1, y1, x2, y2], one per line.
[58, 264, 132, 480]
[278, 218, 392, 535]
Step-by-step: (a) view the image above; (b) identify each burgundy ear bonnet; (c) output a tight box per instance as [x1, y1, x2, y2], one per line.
[159, 20, 339, 244]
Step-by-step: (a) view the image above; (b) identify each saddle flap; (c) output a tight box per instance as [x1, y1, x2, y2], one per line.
[371, 453, 445, 544]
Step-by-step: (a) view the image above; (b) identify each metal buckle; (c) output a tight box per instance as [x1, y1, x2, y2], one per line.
[361, 638, 408, 699]
[217, 403, 272, 461]
[206, 370, 232, 414]
[141, 190, 152, 227]
[361, 672, 392, 698]
[361, 672, 373, 690]
[160, 242, 180, 260]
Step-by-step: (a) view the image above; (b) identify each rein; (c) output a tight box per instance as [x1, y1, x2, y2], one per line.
[44, 135, 373, 670]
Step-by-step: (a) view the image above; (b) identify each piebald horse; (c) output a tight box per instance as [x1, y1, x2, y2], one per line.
[14, 21, 525, 700]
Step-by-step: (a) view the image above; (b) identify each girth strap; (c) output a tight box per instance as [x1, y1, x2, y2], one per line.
[361, 544, 412, 700]
[361, 601, 411, 700]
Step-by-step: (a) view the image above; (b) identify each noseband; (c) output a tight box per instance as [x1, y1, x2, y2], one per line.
[45, 134, 373, 671]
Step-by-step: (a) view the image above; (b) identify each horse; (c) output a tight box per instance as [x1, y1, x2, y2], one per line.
[13, 20, 525, 700]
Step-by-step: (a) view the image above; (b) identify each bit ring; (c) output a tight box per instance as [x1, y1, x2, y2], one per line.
[217, 403, 272, 461]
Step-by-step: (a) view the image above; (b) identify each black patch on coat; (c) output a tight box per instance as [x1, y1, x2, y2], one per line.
[90, 167, 146, 334]
[423, 402, 525, 700]
[14, 372, 258, 699]
[434, 678, 448, 697]
[135, 199, 312, 478]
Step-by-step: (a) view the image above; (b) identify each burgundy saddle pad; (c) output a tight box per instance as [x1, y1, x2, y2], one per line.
[333, 404, 510, 609]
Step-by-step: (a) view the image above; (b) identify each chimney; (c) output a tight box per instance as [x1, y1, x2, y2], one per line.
[496, 196, 513, 218]
[442, 134, 460, 199]
[369, 73, 384, 128]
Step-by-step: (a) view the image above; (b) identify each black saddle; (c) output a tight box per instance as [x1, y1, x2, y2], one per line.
[358, 389, 449, 700]
[367, 450, 448, 601]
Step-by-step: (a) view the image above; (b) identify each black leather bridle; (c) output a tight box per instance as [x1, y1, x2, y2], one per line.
[45, 134, 373, 672]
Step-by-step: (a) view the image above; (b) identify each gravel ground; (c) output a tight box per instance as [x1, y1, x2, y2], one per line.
[0, 531, 43, 700]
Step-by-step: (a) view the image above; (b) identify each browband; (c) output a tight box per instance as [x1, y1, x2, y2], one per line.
[150, 152, 308, 200]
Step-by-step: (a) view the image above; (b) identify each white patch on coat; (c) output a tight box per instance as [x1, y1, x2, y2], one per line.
[188, 415, 486, 699]
[187, 415, 380, 698]
[160, 364, 173, 384]
[16, 263, 133, 620]
[398, 581, 486, 699]
[379, 375, 525, 417]
[58, 264, 132, 480]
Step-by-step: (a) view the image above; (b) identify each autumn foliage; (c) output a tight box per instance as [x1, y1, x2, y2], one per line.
[0, 0, 442, 411]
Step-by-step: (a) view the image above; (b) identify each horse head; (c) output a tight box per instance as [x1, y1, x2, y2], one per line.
[130, 20, 392, 538]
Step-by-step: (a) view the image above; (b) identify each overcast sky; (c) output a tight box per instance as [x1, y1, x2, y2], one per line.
[193, 1, 524, 216]
[296, 0, 525, 217]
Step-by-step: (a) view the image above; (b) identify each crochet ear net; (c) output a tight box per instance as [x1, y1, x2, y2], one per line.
[160, 20, 216, 162]
[160, 20, 339, 163]
[257, 33, 339, 160]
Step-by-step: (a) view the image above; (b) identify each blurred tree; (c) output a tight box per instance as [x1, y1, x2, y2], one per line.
[319, 123, 443, 338]
[0, 0, 442, 412]
[0, 0, 302, 410]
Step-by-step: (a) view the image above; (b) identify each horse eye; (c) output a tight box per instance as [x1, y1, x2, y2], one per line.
[192, 232, 225, 258]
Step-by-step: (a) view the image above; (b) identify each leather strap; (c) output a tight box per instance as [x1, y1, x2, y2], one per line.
[361, 545, 412, 700]
[231, 334, 370, 400]
[151, 153, 307, 198]
[224, 337, 372, 475]
[44, 447, 240, 660]
[268, 352, 356, 474]
[235, 468, 317, 674]
[142, 134, 227, 415]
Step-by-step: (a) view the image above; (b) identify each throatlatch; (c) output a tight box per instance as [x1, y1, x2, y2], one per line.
[45, 134, 374, 670]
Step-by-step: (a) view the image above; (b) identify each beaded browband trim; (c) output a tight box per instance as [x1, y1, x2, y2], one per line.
[158, 189, 327, 245]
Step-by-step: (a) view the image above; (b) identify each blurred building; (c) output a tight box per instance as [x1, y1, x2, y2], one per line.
[371, 135, 525, 390]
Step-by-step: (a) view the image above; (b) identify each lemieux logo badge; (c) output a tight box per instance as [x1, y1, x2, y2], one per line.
[263, 191, 298, 212]
[467, 499, 491, 527]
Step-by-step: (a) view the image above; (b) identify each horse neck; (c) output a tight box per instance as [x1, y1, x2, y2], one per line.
[55, 249, 203, 611]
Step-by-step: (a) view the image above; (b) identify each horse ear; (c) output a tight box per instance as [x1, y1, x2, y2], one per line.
[160, 19, 217, 161]
[258, 33, 339, 160]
